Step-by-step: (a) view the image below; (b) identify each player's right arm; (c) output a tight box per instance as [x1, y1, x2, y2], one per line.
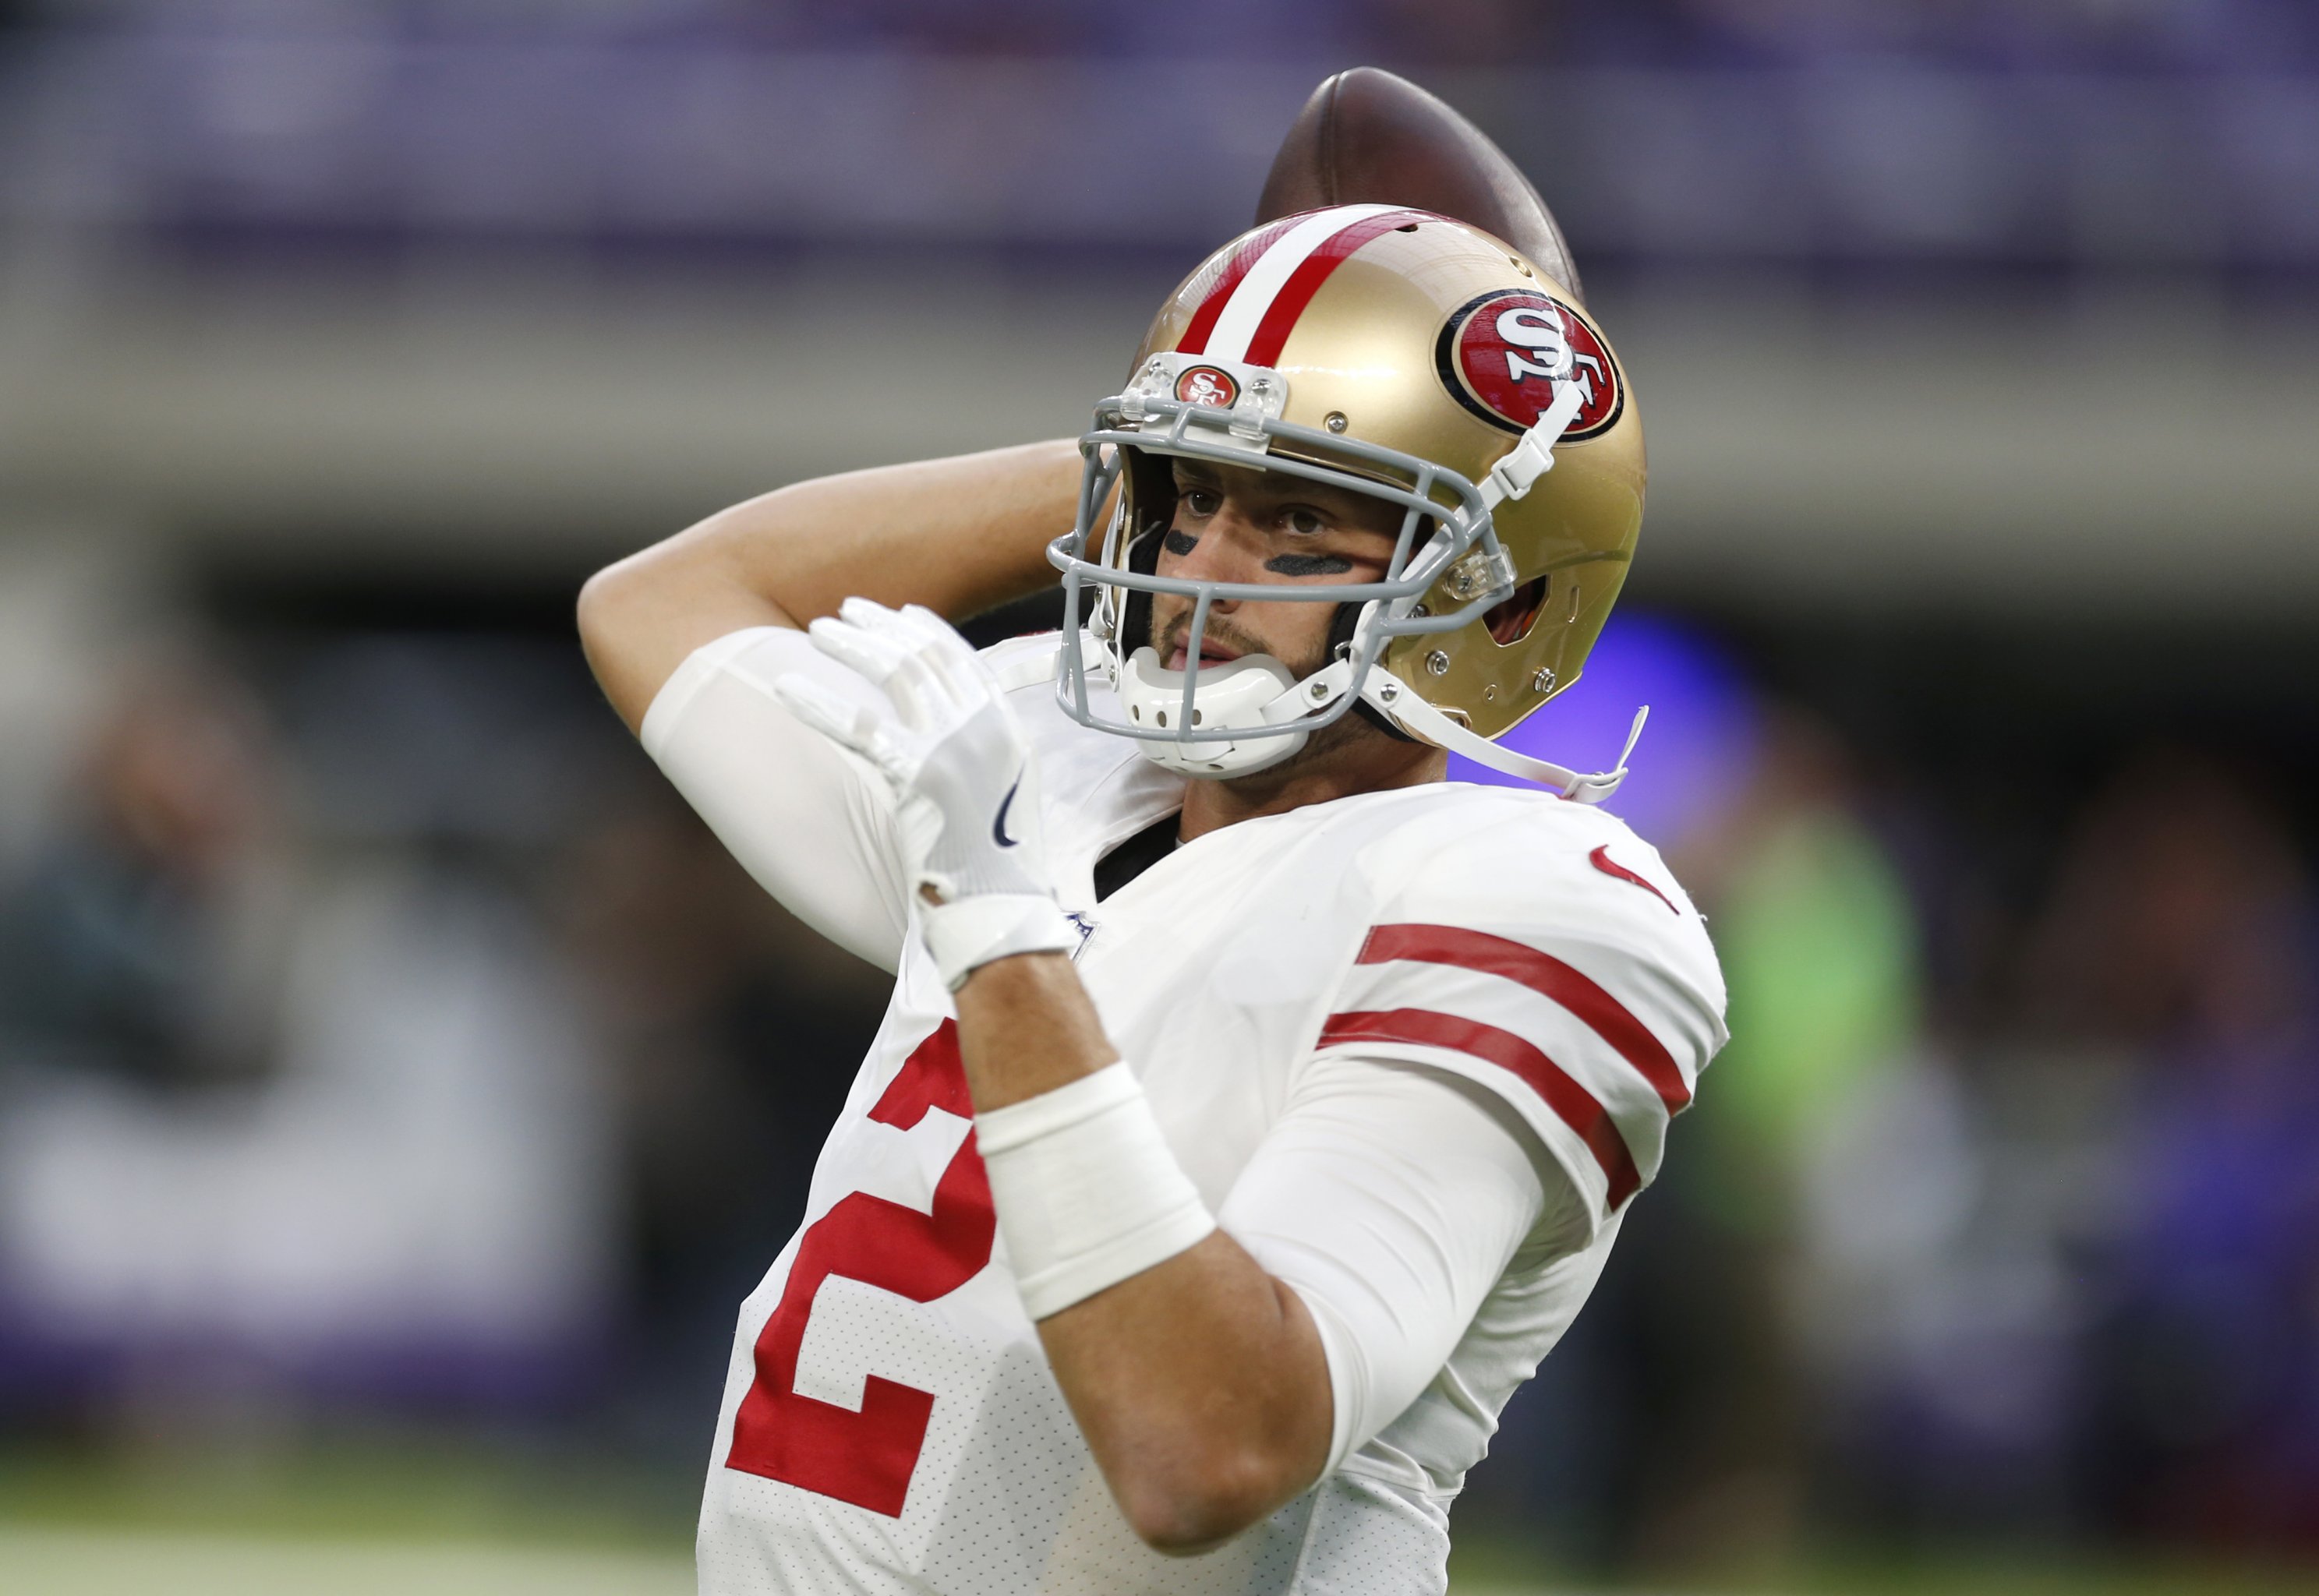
[575, 442, 1079, 970]
[576, 439, 1080, 733]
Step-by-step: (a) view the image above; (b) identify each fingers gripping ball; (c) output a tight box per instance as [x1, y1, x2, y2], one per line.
[772, 600, 1079, 989]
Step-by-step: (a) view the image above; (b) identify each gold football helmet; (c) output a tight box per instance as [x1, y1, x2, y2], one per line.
[1048, 203, 1648, 796]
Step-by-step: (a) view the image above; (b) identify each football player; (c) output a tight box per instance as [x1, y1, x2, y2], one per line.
[580, 194, 1726, 1592]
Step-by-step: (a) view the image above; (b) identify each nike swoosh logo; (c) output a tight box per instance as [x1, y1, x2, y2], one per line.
[1589, 845, 1679, 914]
[992, 777, 1023, 849]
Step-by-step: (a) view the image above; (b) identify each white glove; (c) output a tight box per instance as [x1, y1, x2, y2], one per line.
[772, 598, 1079, 990]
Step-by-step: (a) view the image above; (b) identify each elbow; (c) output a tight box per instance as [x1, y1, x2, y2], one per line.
[576, 500, 795, 736]
[574, 553, 673, 736]
[1116, 1448, 1306, 1558]
[575, 555, 642, 662]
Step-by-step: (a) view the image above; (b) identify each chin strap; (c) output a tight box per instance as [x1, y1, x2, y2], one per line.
[1248, 648, 1644, 803]
[1479, 380, 1587, 511]
[1361, 667, 1648, 803]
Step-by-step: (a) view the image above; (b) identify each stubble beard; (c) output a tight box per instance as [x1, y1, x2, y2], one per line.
[1148, 602, 1398, 789]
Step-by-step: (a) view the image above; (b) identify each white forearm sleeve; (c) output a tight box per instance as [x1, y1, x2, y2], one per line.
[641, 627, 911, 972]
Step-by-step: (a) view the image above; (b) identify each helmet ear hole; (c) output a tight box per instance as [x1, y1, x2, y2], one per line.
[1485, 576, 1549, 646]
[1116, 450, 1178, 655]
[1119, 528, 1161, 655]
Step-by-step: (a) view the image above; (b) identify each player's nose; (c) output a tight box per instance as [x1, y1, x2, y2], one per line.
[1172, 503, 1268, 593]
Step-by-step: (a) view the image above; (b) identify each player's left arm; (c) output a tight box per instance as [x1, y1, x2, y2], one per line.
[955, 956, 1578, 1554]
[951, 952, 1336, 1555]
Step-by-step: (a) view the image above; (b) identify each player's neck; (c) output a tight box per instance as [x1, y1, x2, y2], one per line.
[1177, 740, 1446, 843]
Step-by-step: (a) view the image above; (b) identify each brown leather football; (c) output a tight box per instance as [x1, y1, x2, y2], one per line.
[1256, 67, 1584, 305]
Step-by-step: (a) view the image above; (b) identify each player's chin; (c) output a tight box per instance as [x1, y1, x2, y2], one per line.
[1220, 697, 1391, 789]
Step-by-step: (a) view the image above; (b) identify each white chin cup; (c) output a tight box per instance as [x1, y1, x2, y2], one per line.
[1115, 646, 1306, 779]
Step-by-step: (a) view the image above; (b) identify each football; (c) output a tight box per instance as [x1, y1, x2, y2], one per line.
[1256, 66, 1585, 305]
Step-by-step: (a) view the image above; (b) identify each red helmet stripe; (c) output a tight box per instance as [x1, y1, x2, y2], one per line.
[1175, 217, 1301, 356]
[1239, 207, 1433, 367]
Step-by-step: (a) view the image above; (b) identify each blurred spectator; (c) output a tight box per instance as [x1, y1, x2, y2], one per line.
[2045, 762, 2319, 1548]
[0, 631, 617, 1418]
[1783, 755, 2319, 1554]
[0, 643, 291, 1089]
[1616, 706, 1928, 1574]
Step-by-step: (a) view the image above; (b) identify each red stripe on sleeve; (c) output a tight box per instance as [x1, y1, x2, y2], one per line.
[1317, 1008, 1642, 1208]
[1240, 208, 1435, 367]
[1357, 923, 1692, 1113]
[1175, 217, 1300, 356]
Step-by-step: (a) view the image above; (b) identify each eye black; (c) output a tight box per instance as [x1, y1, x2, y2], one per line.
[1162, 530, 1200, 557]
[1264, 553, 1355, 577]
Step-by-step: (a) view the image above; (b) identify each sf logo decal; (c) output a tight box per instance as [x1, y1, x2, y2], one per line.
[1436, 289, 1624, 440]
[1173, 365, 1240, 408]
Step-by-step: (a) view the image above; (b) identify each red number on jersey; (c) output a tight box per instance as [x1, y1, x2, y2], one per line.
[723, 1020, 994, 1517]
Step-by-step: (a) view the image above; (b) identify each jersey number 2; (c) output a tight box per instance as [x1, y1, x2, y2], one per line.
[724, 1020, 994, 1517]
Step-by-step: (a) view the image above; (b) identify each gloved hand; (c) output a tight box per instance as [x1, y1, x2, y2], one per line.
[773, 598, 1078, 990]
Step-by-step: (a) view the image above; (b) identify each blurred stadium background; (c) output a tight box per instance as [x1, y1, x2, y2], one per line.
[2, 1, 2316, 1591]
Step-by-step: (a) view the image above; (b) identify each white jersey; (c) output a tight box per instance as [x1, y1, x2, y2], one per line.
[642, 627, 1728, 1596]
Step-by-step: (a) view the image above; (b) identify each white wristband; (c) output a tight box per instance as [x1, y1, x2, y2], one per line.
[975, 1063, 1217, 1321]
[921, 893, 1080, 990]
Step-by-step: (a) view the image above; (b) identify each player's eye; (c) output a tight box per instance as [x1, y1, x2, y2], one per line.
[1283, 507, 1327, 536]
[1179, 488, 1221, 518]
